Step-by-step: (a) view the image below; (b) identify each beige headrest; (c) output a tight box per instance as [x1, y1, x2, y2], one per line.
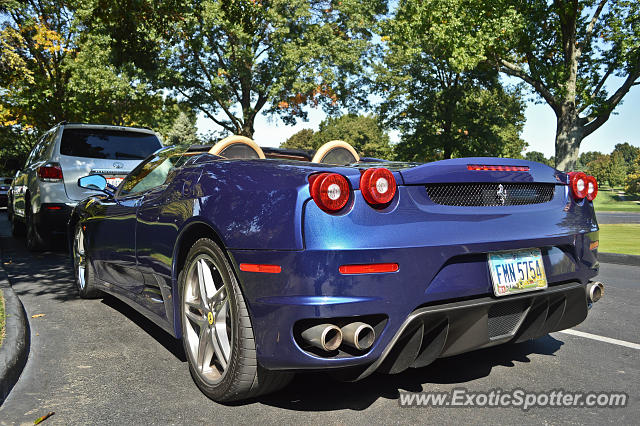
[208, 135, 266, 159]
[311, 140, 360, 164]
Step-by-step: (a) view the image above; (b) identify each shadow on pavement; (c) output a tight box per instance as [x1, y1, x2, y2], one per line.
[259, 335, 564, 411]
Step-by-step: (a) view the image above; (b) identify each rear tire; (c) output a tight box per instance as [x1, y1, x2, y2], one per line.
[10, 210, 25, 237]
[72, 223, 100, 298]
[25, 201, 47, 251]
[179, 238, 292, 402]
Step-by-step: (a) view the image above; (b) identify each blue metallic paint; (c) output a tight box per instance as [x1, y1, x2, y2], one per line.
[71, 155, 599, 373]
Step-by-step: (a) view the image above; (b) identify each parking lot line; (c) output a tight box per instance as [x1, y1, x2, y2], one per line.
[558, 329, 640, 350]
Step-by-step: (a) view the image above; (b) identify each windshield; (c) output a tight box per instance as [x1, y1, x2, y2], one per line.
[60, 128, 162, 160]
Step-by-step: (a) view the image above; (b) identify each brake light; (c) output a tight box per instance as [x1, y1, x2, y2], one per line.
[568, 171, 588, 200]
[309, 172, 350, 212]
[360, 167, 397, 206]
[37, 163, 63, 182]
[586, 175, 598, 201]
[467, 164, 529, 171]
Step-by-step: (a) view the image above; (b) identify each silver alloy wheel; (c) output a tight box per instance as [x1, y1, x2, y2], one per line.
[183, 255, 232, 385]
[73, 226, 86, 290]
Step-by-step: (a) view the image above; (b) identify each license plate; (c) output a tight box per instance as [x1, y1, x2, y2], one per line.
[106, 177, 124, 187]
[488, 248, 547, 297]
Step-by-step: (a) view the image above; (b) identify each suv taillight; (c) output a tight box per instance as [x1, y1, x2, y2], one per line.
[37, 163, 63, 182]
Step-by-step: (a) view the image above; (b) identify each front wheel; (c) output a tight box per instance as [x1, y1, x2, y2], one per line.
[179, 238, 292, 402]
[72, 224, 100, 298]
[25, 202, 47, 251]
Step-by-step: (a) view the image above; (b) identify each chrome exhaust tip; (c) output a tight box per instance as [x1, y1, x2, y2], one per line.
[587, 281, 604, 304]
[301, 324, 343, 352]
[341, 322, 376, 351]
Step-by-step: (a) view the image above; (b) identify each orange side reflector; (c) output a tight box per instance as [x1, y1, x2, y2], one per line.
[239, 263, 282, 273]
[590, 241, 599, 251]
[339, 263, 399, 274]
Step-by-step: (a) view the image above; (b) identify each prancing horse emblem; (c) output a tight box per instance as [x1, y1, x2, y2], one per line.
[113, 161, 124, 169]
[496, 184, 507, 205]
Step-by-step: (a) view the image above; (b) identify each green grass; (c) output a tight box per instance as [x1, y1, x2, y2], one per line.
[593, 188, 640, 212]
[0, 289, 4, 348]
[599, 224, 640, 255]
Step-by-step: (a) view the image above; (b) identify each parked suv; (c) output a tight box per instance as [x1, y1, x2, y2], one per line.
[8, 123, 163, 250]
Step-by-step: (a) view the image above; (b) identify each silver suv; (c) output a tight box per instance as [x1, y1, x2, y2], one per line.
[8, 123, 163, 250]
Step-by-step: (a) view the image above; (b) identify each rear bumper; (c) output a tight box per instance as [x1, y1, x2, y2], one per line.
[230, 231, 599, 373]
[35, 203, 74, 236]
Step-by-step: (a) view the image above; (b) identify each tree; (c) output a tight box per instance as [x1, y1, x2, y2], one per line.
[280, 114, 393, 159]
[376, 1, 527, 162]
[607, 151, 628, 187]
[312, 114, 393, 159]
[281, 129, 314, 151]
[624, 157, 640, 194]
[406, 0, 639, 170]
[525, 151, 552, 166]
[576, 150, 604, 170]
[158, 0, 386, 138]
[166, 111, 200, 146]
[611, 142, 640, 172]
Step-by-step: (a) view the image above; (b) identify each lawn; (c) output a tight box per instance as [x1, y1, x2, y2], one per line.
[0, 289, 4, 348]
[593, 188, 640, 212]
[598, 224, 640, 256]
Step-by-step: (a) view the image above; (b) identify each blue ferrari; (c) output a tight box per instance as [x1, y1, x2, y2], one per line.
[70, 136, 604, 401]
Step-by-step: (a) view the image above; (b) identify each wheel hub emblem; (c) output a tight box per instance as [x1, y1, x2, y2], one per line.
[207, 311, 214, 325]
[496, 184, 507, 205]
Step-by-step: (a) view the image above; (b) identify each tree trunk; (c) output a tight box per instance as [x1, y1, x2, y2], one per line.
[554, 104, 583, 171]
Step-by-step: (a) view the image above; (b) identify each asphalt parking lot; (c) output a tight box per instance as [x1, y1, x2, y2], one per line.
[0, 213, 638, 424]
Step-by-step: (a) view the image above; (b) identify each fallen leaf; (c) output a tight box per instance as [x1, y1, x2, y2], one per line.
[31, 314, 46, 318]
[34, 411, 54, 424]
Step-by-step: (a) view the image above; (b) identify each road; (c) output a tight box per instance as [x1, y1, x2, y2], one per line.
[0, 213, 638, 425]
[596, 211, 640, 224]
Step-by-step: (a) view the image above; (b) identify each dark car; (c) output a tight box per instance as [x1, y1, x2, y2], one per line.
[0, 177, 13, 208]
[69, 136, 604, 402]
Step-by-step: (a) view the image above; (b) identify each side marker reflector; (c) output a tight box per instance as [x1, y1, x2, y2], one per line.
[339, 263, 399, 274]
[239, 263, 282, 273]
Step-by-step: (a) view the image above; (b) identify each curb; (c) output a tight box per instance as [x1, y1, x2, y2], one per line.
[599, 252, 640, 267]
[0, 267, 29, 405]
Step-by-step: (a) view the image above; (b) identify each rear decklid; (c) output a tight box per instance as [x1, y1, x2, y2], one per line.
[57, 126, 162, 201]
[398, 157, 563, 185]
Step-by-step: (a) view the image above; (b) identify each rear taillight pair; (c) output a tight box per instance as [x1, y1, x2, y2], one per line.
[568, 171, 598, 201]
[37, 163, 63, 182]
[309, 168, 397, 213]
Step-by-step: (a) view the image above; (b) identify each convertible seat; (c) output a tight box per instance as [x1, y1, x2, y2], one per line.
[209, 135, 266, 159]
[311, 140, 360, 165]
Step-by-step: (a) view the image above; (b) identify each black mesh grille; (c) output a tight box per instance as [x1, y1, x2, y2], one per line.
[425, 183, 555, 206]
[487, 302, 528, 338]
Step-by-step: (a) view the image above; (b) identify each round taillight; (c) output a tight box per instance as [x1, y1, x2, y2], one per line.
[360, 167, 397, 206]
[309, 172, 350, 212]
[569, 171, 588, 200]
[586, 175, 598, 201]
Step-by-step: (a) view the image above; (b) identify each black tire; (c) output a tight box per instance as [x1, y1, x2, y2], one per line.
[25, 200, 47, 251]
[10, 210, 25, 237]
[179, 238, 293, 402]
[72, 223, 100, 298]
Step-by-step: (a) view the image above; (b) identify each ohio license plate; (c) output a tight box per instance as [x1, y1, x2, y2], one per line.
[106, 177, 124, 187]
[488, 248, 547, 297]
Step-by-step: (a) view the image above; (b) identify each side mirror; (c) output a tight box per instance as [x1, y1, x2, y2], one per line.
[78, 175, 108, 192]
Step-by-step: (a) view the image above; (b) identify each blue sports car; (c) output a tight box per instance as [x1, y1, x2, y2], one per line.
[70, 136, 604, 402]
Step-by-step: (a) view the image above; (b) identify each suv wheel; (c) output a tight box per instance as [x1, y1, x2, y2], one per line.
[26, 201, 47, 251]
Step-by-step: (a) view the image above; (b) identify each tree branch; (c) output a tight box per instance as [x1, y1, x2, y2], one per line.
[579, 63, 615, 113]
[175, 87, 236, 133]
[582, 62, 640, 138]
[497, 58, 560, 114]
[585, 0, 608, 43]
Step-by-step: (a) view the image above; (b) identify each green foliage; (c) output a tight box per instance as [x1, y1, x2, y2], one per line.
[576, 151, 604, 171]
[611, 142, 640, 172]
[166, 111, 200, 147]
[624, 156, 640, 195]
[587, 152, 627, 187]
[394, 0, 640, 169]
[159, 0, 387, 137]
[281, 129, 315, 151]
[280, 114, 393, 159]
[377, 1, 527, 162]
[0, 126, 38, 175]
[524, 151, 552, 166]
